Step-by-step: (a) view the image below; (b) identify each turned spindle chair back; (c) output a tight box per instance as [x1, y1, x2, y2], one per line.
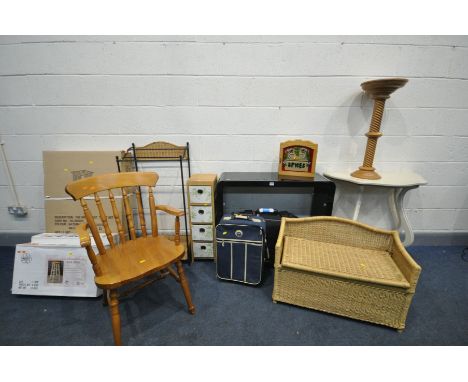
[66, 172, 163, 252]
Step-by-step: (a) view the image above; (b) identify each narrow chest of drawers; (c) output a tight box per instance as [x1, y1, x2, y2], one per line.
[187, 174, 217, 260]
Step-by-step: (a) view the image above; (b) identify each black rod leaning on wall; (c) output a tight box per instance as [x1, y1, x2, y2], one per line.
[179, 155, 192, 262]
[187, 142, 191, 178]
[132, 143, 139, 172]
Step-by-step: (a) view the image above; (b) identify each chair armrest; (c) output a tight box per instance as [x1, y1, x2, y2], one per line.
[155, 205, 185, 217]
[155, 205, 184, 246]
[76, 223, 92, 248]
[391, 232, 422, 292]
[75, 223, 102, 276]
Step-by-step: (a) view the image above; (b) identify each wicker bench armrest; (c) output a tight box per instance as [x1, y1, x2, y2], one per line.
[390, 232, 421, 292]
[275, 217, 288, 267]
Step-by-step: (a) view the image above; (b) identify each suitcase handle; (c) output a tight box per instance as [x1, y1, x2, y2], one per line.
[256, 208, 278, 214]
[230, 213, 263, 224]
[231, 213, 252, 220]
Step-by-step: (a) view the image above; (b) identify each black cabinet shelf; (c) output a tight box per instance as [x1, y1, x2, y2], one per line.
[215, 172, 335, 223]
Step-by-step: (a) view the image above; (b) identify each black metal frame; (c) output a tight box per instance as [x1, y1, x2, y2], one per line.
[116, 142, 192, 262]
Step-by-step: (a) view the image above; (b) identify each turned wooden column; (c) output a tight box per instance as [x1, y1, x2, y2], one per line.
[351, 78, 408, 180]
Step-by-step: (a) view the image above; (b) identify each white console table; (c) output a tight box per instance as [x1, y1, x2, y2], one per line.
[323, 171, 427, 246]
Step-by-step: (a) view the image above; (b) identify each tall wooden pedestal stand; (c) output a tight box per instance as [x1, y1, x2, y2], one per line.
[351, 78, 408, 180]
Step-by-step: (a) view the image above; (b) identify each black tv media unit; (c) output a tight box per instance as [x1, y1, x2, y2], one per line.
[215, 172, 335, 223]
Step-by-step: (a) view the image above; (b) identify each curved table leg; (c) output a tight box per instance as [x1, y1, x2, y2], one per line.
[333, 184, 341, 213]
[388, 188, 401, 228]
[392, 186, 418, 247]
[352, 185, 364, 221]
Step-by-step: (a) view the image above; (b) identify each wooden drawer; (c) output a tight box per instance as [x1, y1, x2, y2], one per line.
[192, 242, 214, 258]
[189, 185, 212, 204]
[190, 205, 213, 223]
[191, 224, 213, 241]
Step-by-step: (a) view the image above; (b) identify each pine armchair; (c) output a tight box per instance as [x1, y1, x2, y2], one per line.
[65, 172, 195, 345]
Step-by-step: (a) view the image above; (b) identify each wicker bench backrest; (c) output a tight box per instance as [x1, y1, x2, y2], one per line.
[283, 216, 393, 251]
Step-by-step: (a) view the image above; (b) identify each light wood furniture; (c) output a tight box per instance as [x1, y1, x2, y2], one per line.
[187, 174, 217, 260]
[65, 172, 195, 345]
[273, 216, 421, 330]
[324, 170, 427, 246]
[351, 78, 408, 180]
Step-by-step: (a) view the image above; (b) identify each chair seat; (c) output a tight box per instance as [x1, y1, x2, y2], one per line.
[95, 236, 185, 288]
[281, 236, 410, 288]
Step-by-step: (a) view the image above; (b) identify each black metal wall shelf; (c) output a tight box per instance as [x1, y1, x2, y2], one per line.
[116, 141, 192, 262]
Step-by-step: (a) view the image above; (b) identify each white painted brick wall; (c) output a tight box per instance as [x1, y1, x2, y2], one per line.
[1, 35, 467, 235]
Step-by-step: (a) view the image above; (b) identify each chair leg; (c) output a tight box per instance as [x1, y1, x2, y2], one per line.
[175, 260, 195, 315]
[108, 290, 122, 346]
[102, 289, 109, 306]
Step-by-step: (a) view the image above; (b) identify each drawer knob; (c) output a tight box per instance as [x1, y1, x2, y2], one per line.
[199, 228, 205, 233]
[197, 189, 204, 194]
[201, 245, 206, 250]
[198, 210, 204, 214]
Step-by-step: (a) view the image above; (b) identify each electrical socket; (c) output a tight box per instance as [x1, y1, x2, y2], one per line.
[8, 206, 28, 217]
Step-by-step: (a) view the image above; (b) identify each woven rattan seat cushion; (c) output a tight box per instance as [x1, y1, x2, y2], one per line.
[282, 236, 409, 287]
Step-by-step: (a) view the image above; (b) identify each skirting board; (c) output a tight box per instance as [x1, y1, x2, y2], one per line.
[0, 232, 41, 246]
[1, 231, 467, 247]
[410, 232, 468, 246]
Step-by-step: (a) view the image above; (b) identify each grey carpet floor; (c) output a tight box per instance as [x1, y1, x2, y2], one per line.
[0, 245, 467, 345]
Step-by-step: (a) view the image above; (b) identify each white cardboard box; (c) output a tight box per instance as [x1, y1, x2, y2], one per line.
[31, 233, 115, 247]
[11, 233, 117, 297]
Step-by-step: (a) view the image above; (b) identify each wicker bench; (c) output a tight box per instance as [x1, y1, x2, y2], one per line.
[272, 216, 421, 330]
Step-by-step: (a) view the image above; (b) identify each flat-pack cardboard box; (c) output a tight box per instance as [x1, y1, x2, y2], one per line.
[45, 199, 126, 234]
[31, 232, 116, 247]
[43, 151, 125, 233]
[43, 151, 120, 198]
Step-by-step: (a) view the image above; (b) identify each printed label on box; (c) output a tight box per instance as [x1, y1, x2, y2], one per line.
[45, 199, 122, 234]
[46, 256, 87, 288]
[17, 279, 40, 291]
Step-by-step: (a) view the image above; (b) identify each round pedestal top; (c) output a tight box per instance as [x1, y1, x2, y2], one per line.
[361, 78, 409, 99]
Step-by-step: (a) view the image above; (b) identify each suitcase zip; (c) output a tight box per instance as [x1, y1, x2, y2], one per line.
[244, 243, 247, 282]
[230, 242, 233, 279]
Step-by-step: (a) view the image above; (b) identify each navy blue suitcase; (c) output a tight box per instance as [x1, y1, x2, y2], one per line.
[216, 214, 267, 285]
